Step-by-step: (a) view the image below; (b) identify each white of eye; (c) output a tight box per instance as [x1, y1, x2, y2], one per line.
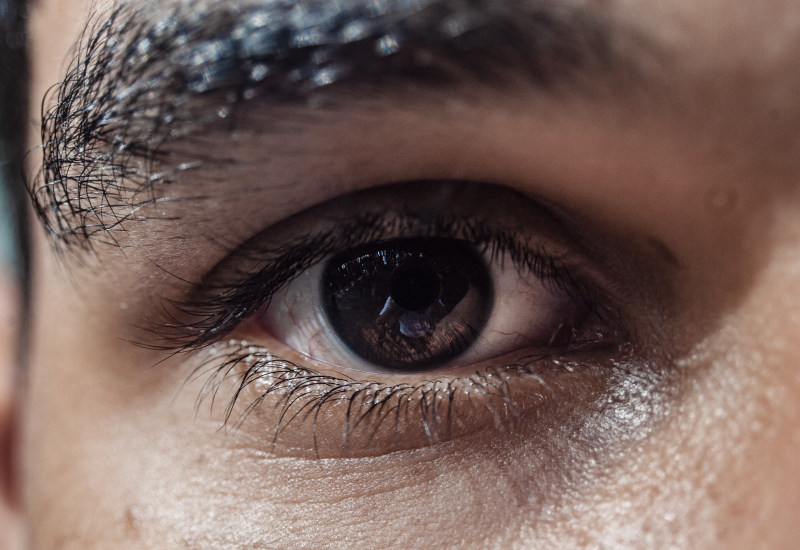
[258, 250, 582, 374]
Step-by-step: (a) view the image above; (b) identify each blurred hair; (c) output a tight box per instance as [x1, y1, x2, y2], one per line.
[0, 0, 29, 348]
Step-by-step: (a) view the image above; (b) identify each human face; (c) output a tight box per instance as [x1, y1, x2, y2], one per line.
[13, 0, 800, 547]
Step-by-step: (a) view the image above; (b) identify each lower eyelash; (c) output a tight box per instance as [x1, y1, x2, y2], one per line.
[190, 339, 612, 458]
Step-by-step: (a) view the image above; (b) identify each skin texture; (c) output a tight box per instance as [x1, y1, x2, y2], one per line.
[3, 0, 800, 548]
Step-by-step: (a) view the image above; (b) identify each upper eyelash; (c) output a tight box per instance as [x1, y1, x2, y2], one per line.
[143, 209, 595, 353]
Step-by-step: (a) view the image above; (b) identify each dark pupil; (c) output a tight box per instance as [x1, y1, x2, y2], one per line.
[322, 237, 493, 371]
[389, 262, 441, 312]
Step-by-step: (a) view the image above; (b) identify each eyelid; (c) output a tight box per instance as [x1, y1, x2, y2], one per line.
[147, 181, 615, 354]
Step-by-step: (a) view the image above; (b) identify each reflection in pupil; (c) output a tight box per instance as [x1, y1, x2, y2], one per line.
[398, 312, 432, 339]
[322, 237, 493, 371]
[390, 262, 441, 311]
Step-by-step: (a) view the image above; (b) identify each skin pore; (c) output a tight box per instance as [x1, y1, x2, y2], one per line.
[4, 0, 800, 548]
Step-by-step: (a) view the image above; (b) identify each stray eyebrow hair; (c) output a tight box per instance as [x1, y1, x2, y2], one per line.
[32, 0, 657, 248]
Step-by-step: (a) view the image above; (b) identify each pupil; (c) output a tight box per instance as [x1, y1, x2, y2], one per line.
[322, 237, 493, 371]
[390, 262, 441, 312]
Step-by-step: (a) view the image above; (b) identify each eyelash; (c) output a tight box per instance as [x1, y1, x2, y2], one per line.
[150, 211, 607, 352]
[148, 197, 628, 456]
[190, 340, 607, 457]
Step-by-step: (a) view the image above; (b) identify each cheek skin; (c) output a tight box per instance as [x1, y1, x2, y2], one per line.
[703, 227, 800, 547]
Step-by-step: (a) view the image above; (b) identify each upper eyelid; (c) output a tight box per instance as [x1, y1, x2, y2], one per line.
[143, 182, 604, 353]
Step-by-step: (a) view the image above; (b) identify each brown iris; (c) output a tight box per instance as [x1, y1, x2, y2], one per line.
[321, 237, 493, 371]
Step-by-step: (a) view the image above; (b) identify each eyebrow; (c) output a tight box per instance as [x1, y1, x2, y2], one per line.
[33, 0, 659, 248]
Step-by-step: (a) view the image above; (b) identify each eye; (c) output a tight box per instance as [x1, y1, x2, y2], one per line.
[166, 181, 631, 458]
[259, 235, 595, 373]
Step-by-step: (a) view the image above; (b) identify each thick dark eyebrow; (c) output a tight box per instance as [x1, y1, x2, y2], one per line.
[32, 0, 658, 248]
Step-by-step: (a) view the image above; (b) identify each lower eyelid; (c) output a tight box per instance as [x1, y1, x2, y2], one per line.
[189, 338, 627, 459]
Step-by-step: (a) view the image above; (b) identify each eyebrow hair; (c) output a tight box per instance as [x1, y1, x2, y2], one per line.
[32, 0, 657, 248]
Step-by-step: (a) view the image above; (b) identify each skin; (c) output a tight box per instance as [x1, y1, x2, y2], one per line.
[2, 0, 800, 548]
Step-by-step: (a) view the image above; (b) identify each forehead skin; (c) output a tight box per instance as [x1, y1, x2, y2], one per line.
[21, 0, 800, 549]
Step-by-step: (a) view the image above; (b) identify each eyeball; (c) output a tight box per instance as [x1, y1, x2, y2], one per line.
[259, 235, 596, 374]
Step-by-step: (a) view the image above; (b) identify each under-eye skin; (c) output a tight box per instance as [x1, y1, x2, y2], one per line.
[155, 181, 640, 458]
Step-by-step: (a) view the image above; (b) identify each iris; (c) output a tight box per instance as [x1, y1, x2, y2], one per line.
[322, 237, 493, 370]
